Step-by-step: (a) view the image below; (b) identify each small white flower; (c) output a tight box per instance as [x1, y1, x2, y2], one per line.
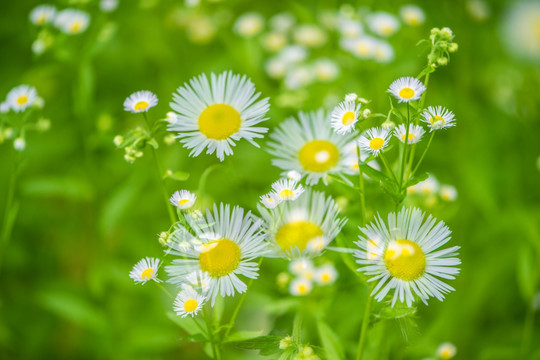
[284, 65, 315, 90]
[388, 77, 425, 103]
[54, 9, 90, 35]
[279, 45, 309, 64]
[270, 12, 296, 33]
[331, 100, 361, 135]
[173, 286, 206, 317]
[260, 192, 281, 209]
[289, 258, 315, 276]
[400, 5, 425, 26]
[234, 12, 264, 38]
[123, 90, 158, 113]
[341, 36, 376, 59]
[100, 0, 119, 13]
[287, 170, 302, 182]
[265, 57, 288, 79]
[166, 111, 178, 124]
[261, 32, 288, 52]
[13, 138, 26, 151]
[368, 12, 400, 37]
[293, 24, 327, 48]
[29, 5, 56, 26]
[170, 190, 196, 210]
[358, 127, 390, 157]
[344, 93, 358, 102]
[314, 264, 338, 285]
[271, 179, 304, 201]
[437, 342, 457, 359]
[0, 102, 9, 114]
[129, 257, 162, 284]
[338, 18, 363, 38]
[440, 185, 458, 202]
[6, 85, 37, 113]
[394, 124, 425, 144]
[422, 106, 456, 131]
[373, 40, 395, 64]
[314, 58, 340, 82]
[289, 277, 313, 296]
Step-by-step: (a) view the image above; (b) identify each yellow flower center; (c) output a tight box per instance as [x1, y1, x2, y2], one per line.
[37, 15, 47, 25]
[297, 284, 308, 294]
[381, 26, 394, 35]
[16, 95, 28, 105]
[183, 298, 198, 313]
[70, 21, 81, 33]
[429, 115, 445, 124]
[321, 273, 331, 283]
[369, 137, 385, 150]
[341, 111, 356, 125]
[401, 133, 415, 142]
[134, 101, 149, 111]
[279, 189, 294, 199]
[178, 199, 190, 206]
[275, 221, 323, 252]
[141, 268, 154, 280]
[298, 140, 339, 172]
[199, 239, 241, 277]
[384, 240, 426, 280]
[198, 104, 241, 140]
[356, 44, 369, 55]
[399, 87, 415, 99]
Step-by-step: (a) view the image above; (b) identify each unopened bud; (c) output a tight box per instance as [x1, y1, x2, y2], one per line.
[36, 118, 51, 132]
[164, 133, 176, 145]
[113, 135, 124, 146]
[362, 109, 371, 118]
[13, 137, 26, 151]
[448, 43, 458, 53]
[381, 120, 395, 130]
[437, 57, 448, 66]
[440, 27, 453, 40]
[279, 336, 292, 349]
[158, 231, 170, 246]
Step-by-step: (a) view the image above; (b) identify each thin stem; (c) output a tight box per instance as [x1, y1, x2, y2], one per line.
[398, 103, 411, 191]
[223, 258, 264, 340]
[409, 131, 435, 180]
[156, 283, 174, 299]
[355, 291, 373, 360]
[142, 113, 177, 224]
[0, 150, 21, 274]
[292, 311, 303, 346]
[379, 153, 398, 184]
[356, 144, 366, 225]
[203, 306, 222, 360]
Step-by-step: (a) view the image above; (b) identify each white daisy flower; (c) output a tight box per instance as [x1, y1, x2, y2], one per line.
[271, 178, 304, 201]
[388, 77, 426, 103]
[331, 100, 361, 135]
[166, 203, 268, 304]
[293, 24, 327, 48]
[261, 32, 288, 52]
[29, 5, 56, 26]
[314, 58, 340, 82]
[268, 109, 357, 185]
[437, 342, 457, 359]
[368, 12, 400, 37]
[342, 140, 380, 175]
[394, 124, 425, 144]
[286, 170, 302, 182]
[373, 40, 395, 64]
[400, 5, 426, 26]
[278, 45, 309, 64]
[234, 12, 264, 38]
[284, 65, 315, 90]
[270, 12, 296, 33]
[259, 190, 347, 258]
[123, 90, 158, 113]
[314, 264, 338, 285]
[100, 0, 119, 13]
[129, 257, 162, 284]
[411, 174, 439, 195]
[358, 127, 390, 157]
[13, 138, 26, 152]
[289, 277, 313, 296]
[0, 102, 10, 113]
[260, 192, 281, 209]
[173, 286, 206, 317]
[288, 258, 315, 277]
[341, 36, 376, 59]
[421, 106, 456, 131]
[54, 9, 90, 35]
[170, 190, 197, 210]
[265, 57, 288, 79]
[168, 71, 270, 161]
[354, 207, 461, 307]
[338, 18, 363, 38]
[183, 271, 211, 293]
[6, 85, 37, 113]
[440, 185, 457, 202]
[502, 2, 540, 61]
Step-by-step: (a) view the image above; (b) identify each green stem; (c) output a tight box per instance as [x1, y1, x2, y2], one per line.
[379, 153, 398, 184]
[292, 311, 303, 346]
[355, 291, 373, 360]
[156, 283, 174, 299]
[398, 103, 411, 191]
[0, 149, 21, 274]
[356, 144, 367, 225]
[409, 131, 435, 180]
[142, 113, 176, 224]
[203, 306, 222, 360]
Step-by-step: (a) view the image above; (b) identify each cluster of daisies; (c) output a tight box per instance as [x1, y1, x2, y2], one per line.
[0, 85, 49, 151]
[278, 258, 338, 297]
[408, 174, 458, 203]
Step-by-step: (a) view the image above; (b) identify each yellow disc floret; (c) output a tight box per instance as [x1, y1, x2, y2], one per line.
[341, 111, 356, 125]
[279, 189, 294, 199]
[399, 87, 415, 99]
[198, 104, 241, 140]
[183, 298, 198, 313]
[275, 221, 323, 252]
[298, 140, 339, 172]
[199, 239, 241, 277]
[369, 137, 385, 150]
[384, 240, 426, 280]
[141, 268, 155, 280]
[17, 96, 28, 105]
[429, 115, 445, 124]
[134, 101, 149, 111]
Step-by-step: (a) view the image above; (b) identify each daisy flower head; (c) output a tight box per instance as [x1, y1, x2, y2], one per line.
[166, 203, 268, 304]
[342, 140, 380, 175]
[288, 258, 315, 277]
[373, 40, 395, 64]
[314, 58, 340, 82]
[271, 178, 304, 201]
[400, 5, 426, 26]
[129, 257, 162, 284]
[234, 12, 264, 38]
[388, 77, 425, 103]
[293, 24, 327, 48]
[54, 9, 90, 35]
[270, 12, 296, 33]
[170, 190, 196, 210]
[6, 85, 38, 113]
[341, 36, 376, 59]
[422, 106, 456, 131]
[331, 100, 361, 135]
[268, 109, 357, 185]
[265, 57, 288, 79]
[437, 342, 457, 359]
[29, 5, 56, 26]
[260, 192, 281, 209]
[314, 264, 338, 285]
[173, 286, 206, 317]
[123, 90, 158, 114]
[168, 71, 270, 161]
[368, 12, 400, 37]
[338, 18, 364, 39]
[354, 207, 461, 307]
[259, 189, 347, 258]
[394, 124, 425, 144]
[440, 185, 458, 202]
[417, 175, 440, 195]
[358, 127, 390, 157]
[289, 277, 313, 296]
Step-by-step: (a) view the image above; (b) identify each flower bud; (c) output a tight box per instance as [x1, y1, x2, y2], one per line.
[362, 109, 371, 118]
[14, 137, 26, 151]
[113, 135, 124, 147]
[158, 231, 170, 246]
[448, 43, 458, 53]
[437, 57, 448, 66]
[279, 336, 292, 350]
[381, 120, 395, 130]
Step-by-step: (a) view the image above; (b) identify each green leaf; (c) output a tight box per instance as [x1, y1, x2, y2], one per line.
[316, 320, 345, 360]
[165, 311, 205, 337]
[21, 176, 93, 201]
[228, 335, 282, 356]
[165, 171, 190, 182]
[358, 162, 390, 183]
[224, 330, 264, 343]
[405, 172, 429, 188]
[377, 304, 417, 320]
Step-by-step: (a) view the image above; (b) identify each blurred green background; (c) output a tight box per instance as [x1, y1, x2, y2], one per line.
[1, 0, 539, 359]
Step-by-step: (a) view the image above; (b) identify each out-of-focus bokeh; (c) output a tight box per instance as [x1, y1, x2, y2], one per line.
[1, 0, 539, 359]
